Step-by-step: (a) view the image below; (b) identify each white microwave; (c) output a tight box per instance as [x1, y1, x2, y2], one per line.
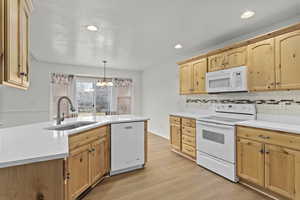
[206, 66, 248, 93]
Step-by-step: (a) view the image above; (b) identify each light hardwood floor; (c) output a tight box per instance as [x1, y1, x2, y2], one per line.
[83, 133, 271, 200]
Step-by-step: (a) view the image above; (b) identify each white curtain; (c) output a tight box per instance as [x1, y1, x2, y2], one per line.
[113, 78, 133, 114]
[49, 73, 76, 119]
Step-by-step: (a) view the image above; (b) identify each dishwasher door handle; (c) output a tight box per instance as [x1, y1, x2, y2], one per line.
[124, 126, 133, 130]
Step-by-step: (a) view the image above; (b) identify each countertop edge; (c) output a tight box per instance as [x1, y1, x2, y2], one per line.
[0, 153, 68, 169]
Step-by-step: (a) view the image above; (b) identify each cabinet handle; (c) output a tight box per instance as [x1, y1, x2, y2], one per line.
[258, 135, 270, 139]
[276, 82, 281, 85]
[37, 192, 44, 200]
[260, 149, 264, 154]
[265, 150, 270, 154]
[19, 72, 28, 77]
[80, 158, 83, 162]
[124, 126, 133, 129]
[66, 172, 70, 179]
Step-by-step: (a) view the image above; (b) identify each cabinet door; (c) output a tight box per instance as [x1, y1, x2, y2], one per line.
[19, 0, 30, 87]
[265, 145, 298, 199]
[90, 137, 109, 184]
[192, 58, 207, 93]
[0, 0, 3, 82]
[5, 0, 23, 85]
[248, 38, 275, 91]
[224, 47, 247, 69]
[208, 53, 225, 72]
[179, 63, 193, 94]
[237, 138, 265, 187]
[170, 124, 181, 151]
[68, 144, 91, 200]
[275, 30, 300, 89]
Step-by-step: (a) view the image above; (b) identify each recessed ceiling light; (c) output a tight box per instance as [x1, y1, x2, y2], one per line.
[241, 10, 255, 19]
[174, 44, 183, 49]
[86, 25, 99, 32]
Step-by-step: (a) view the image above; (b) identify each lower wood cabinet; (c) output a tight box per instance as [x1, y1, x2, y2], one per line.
[66, 126, 110, 200]
[237, 126, 300, 200]
[170, 115, 196, 159]
[0, 159, 64, 200]
[90, 137, 109, 184]
[237, 138, 265, 187]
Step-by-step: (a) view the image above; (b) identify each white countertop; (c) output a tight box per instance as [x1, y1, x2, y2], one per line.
[0, 115, 149, 169]
[237, 120, 300, 135]
[170, 111, 213, 120]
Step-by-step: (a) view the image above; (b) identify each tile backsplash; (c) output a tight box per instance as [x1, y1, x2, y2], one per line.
[181, 90, 300, 116]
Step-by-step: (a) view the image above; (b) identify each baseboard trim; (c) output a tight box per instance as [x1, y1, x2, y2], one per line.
[239, 181, 282, 200]
[171, 149, 196, 162]
[148, 131, 169, 140]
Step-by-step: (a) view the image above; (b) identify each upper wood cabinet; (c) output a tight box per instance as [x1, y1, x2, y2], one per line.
[225, 47, 247, 69]
[179, 58, 207, 94]
[275, 30, 300, 90]
[1, 0, 33, 89]
[208, 47, 247, 72]
[237, 138, 265, 187]
[248, 38, 276, 91]
[179, 63, 193, 94]
[192, 58, 207, 93]
[208, 53, 225, 72]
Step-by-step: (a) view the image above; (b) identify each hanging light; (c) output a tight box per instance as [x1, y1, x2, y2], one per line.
[96, 60, 114, 87]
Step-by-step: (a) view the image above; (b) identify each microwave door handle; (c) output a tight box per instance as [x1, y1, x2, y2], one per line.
[197, 121, 233, 129]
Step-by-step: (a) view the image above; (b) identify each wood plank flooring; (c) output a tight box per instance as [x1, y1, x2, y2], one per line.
[83, 133, 271, 200]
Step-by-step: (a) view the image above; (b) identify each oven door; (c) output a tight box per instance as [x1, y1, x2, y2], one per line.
[196, 121, 235, 163]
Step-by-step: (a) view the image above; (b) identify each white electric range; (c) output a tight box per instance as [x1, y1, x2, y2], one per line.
[196, 104, 256, 182]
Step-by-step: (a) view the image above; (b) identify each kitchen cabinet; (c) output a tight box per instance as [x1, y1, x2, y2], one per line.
[66, 126, 109, 200]
[1, 0, 33, 89]
[265, 144, 298, 199]
[179, 63, 193, 94]
[68, 145, 91, 200]
[237, 138, 265, 187]
[170, 122, 181, 151]
[179, 58, 207, 94]
[275, 30, 300, 90]
[248, 38, 276, 91]
[237, 126, 300, 200]
[225, 47, 247, 69]
[192, 58, 207, 93]
[208, 53, 225, 72]
[170, 116, 196, 159]
[208, 47, 247, 72]
[90, 137, 109, 184]
[0, 159, 64, 200]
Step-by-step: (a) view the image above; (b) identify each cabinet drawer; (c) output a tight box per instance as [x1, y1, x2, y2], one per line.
[182, 126, 196, 137]
[182, 135, 195, 147]
[237, 126, 300, 151]
[182, 118, 196, 128]
[170, 116, 181, 125]
[182, 144, 196, 158]
[69, 126, 107, 150]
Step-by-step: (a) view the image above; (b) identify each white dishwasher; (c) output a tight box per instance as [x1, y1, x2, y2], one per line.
[110, 122, 145, 175]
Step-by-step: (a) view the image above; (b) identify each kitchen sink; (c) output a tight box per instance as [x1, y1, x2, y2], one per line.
[45, 121, 97, 131]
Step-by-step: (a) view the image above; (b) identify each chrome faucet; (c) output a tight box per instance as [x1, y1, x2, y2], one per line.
[57, 96, 76, 125]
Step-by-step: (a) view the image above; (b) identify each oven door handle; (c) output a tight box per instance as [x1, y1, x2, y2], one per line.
[197, 121, 234, 129]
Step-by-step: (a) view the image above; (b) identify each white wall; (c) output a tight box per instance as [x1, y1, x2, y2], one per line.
[142, 16, 300, 139]
[0, 60, 142, 128]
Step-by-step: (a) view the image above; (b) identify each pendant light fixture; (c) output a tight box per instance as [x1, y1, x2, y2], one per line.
[96, 60, 113, 87]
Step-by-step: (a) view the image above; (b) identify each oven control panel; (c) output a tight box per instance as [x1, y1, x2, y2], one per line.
[215, 104, 256, 115]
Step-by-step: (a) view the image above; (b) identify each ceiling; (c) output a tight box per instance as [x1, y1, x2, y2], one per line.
[31, 0, 300, 70]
